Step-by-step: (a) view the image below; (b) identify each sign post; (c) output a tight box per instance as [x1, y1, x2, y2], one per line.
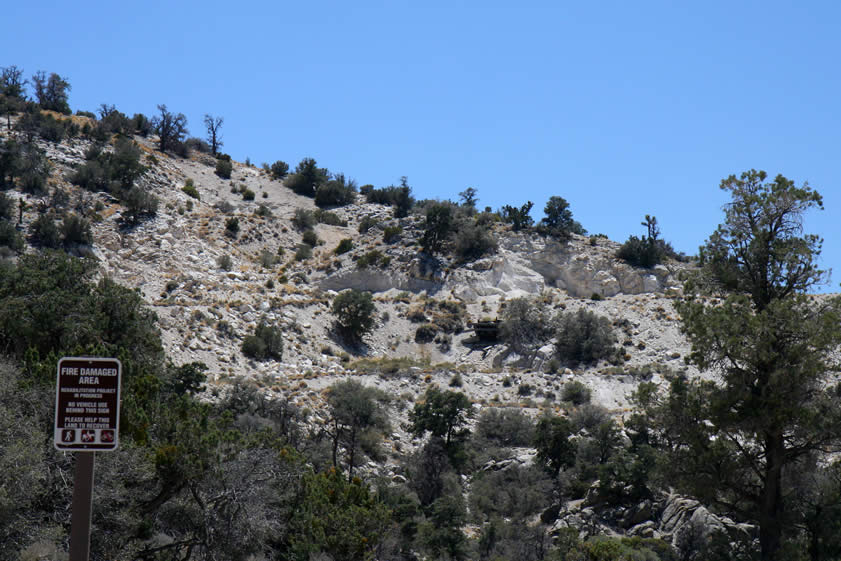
[55, 357, 122, 561]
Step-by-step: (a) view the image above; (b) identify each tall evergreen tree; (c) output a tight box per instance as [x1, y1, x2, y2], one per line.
[641, 170, 841, 560]
[31, 71, 71, 114]
[538, 195, 584, 240]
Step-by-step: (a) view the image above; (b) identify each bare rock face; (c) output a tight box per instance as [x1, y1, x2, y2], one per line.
[318, 269, 411, 293]
[499, 233, 683, 298]
[552, 487, 756, 552]
[659, 493, 755, 552]
[447, 253, 546, 300]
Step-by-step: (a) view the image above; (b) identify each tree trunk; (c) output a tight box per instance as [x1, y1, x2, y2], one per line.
[347, 428, 357, 481]
[331, 422, 340, 469]
[760, 432, 785, 561]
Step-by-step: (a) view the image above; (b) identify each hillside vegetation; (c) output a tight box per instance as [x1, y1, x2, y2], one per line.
[2, 65, 840, 561]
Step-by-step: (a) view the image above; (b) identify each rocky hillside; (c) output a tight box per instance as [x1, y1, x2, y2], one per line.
[7, 117, 757, 552]
[10, 124, 701, 413]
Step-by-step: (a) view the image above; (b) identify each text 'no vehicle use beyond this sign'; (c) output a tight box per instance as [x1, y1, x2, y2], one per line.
[54, 357, 122, 451]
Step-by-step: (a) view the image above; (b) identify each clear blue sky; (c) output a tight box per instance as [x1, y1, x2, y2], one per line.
[4, 1, 839, 291]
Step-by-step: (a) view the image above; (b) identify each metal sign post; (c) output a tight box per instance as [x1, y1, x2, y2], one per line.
[55, 357, 122, 561]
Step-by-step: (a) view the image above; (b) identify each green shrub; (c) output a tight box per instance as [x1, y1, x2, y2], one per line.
[364, 179, 414, 217]
[225, 217, 239, 238]
[301, 229, 319, 247]
[499, 201, 534, 231]
[334, 238, 353, 254]
[217, 254, 233, 270]
[16, 111, 77, 142]
[616, 215, 675, 269]
[415, 323, 438, 343]
[572, 536, 677, 561]
[294, 244, 312, 261]
[122, 186, 159, 224]
[332, 289, 376, 342]
[0, 220, 23, 252]
[571, 403, 610, 432]
[562, 380, 592, 405]
[292, 208, 315, 230]
[242, 189, 255, 201]
[0, 139, 50, 194]
[408, 300, 467, 336]
[259, 249, 278, 268]
[255, 204, 272, 217]
[70, 137, 147, 195]
[70, 157, 109, 192]
[364, 185, 405, 206]
[358, 215, 379, 233]
[182, 179, 200, 200]
[474, 408, 535, 449]
[500, 297, 552, 355]
[454, 221, 497, 261]
[313, 208, 347, 226]
[555, 308, 617, 366]
[315, 173, 356, 207]
[29, 213, 61, 248]
[215, 157, 232, 179]
[286, 157, 328, 197]
[383, 225, 402, 243]
[468, 465, 552, 522]
[0, 251, 163, 367]
[270, 160, 289, 180]
[60, 213, 92, 245]
[241, 335, 266, 359]
[475, 210, 498, 228]
[241, 320, 283, 361]
[286, 469, 390, 560]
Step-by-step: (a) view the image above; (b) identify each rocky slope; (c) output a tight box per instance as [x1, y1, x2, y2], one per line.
[17, 130, 700, 410]
[6, 124, 740, 546]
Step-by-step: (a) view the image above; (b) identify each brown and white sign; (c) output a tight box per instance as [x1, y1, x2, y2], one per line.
[54, 357, 122, 451]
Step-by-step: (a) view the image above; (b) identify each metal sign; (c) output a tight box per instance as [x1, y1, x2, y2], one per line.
[54, 357, 122, 451]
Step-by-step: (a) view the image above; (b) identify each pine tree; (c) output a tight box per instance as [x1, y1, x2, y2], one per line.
[642, 170, 841, 560]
